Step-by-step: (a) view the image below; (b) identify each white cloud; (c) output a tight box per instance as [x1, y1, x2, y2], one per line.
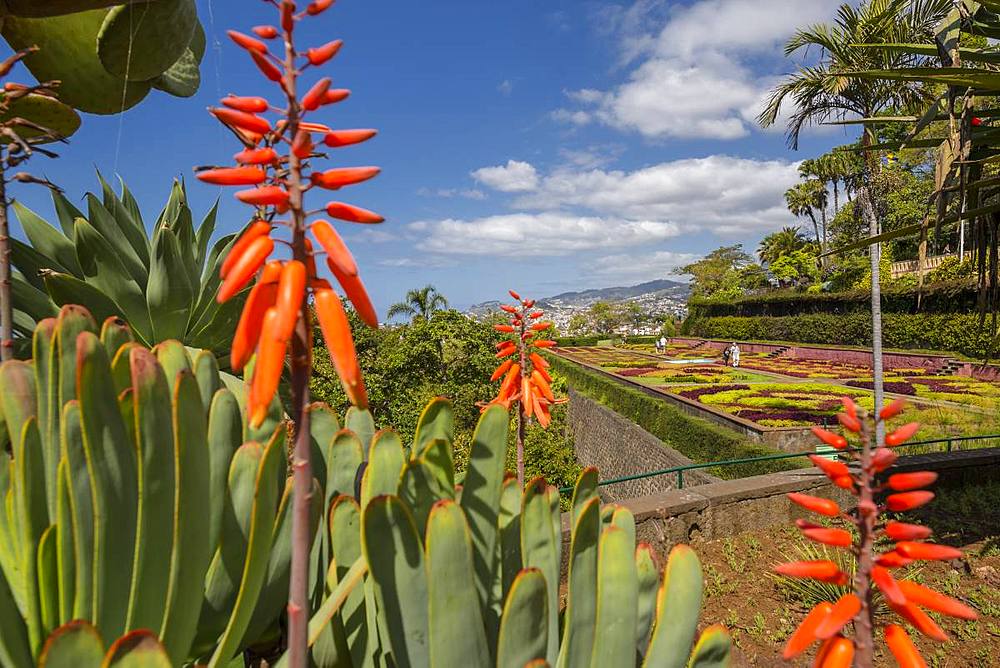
[561, 0, 836, 139]
[470, 155, 801, 236]
[591, 250, 698, 284]
[417, 187, 487, 200]
[497, 80, 514, 96]
[408, 213, 681, 257]
[471, 160, 539, 192]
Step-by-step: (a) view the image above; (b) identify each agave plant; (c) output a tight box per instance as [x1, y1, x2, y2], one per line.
[10, 175, 249, 362]
[280, 398, 732, 667]
[0, 304, 294, 666]
[1, 0, 205, 114]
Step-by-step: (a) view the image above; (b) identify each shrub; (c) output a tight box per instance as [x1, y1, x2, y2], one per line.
[546, 355, 807, 479]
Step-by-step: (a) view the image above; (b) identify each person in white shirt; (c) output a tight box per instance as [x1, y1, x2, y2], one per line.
[730, 342, 741, 368]
[659, 336, 667, 354]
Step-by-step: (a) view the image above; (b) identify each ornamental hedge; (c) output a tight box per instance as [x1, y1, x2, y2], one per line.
[682, 311, 993, 359]
[547, 354, 807, 479]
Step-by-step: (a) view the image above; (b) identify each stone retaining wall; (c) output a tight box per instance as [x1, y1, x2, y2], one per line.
[567, 389, 720, 500]
[560, 446, 1000, 560]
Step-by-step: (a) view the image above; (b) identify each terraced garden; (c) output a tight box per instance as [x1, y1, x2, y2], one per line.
[557, 344, 1000, 440]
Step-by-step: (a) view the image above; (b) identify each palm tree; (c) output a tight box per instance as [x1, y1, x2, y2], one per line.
[387, 285, 449, 322]
[759, 226, 810, 265]
[784, 181, 825, 247]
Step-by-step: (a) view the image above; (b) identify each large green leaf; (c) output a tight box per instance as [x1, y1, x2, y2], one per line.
[35, 620, 104, 667]
[97, 0, 198, 81]
[147, 227, 193, 342]
[13, 202, 82, 278]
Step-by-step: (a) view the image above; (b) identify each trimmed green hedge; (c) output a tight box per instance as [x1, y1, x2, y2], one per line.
[547, 355, 806, 479]
[687, 280, 978, 318]
[555, 334, 661, 346]
[682, 311, 993, 359]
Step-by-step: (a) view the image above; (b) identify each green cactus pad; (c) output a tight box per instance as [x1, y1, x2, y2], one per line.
[0, 93, 81, 141]
[2, 10, 151, 114]
[151, 22, 203, 98]
[97, 0, 198, 82]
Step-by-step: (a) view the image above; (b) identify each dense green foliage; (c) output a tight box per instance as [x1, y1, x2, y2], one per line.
[311, 308, 581, 491]
[545, 355, 806, 479]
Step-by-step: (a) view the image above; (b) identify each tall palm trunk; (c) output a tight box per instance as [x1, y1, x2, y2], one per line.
[832, 180, 840, 216]
[806, 210, 821, 247]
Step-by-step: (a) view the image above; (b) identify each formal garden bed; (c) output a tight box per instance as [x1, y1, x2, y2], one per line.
[738, 354, 931, 379]
[696, 481, 1000, 667]
[846, 375, 1000, 411]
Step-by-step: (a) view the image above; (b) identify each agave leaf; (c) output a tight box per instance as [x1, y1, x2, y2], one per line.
[496, 568, 547, 668]
[206, 389, 241, 550]
[31, 318, 58, 519]
[520, 478, 560, 665]
[43, 273, 134, 343]
[61, 402, 95, 621]
[96, 172, 150, 267]
[11, 237, 70, 291]
[589, 526, 638, 667]
[102, 630, 173, 667]
[0, 563, 32, 667]
[412, 397, 453, 457]
[86, 194, 148, 284]
[194, 198, 218, 272]
[556, 496, 599, 668]
[147, 227, 193, 343]
[686, 625, 732, 668]
[37, 525, 59, 637]
[361, 430, 405, 509]
[16, 419, 48, 652]
[55, 459, 75, 625]
[97, 0, 198, 82]
[13, 201, 82, 278]
[642, 545, 704, 668]
[12, 275, 58, 324]
[35, 620, 104, 667]
[51, 189, 86, 239]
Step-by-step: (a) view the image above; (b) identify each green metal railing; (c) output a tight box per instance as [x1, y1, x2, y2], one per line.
[558, 433, 1000, 495]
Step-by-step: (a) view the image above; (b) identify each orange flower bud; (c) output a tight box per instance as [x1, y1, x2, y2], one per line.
[211, 107, 272, 134]
[782, 602, 833, 659]
[841, 397, 857, 419]
[324, 89, 351, 105]
[311, 220, 358, 277]
[896, 580, 977, 620]
[807, 454, 849, 479]
[871, 447, 898, 472]
[196, 166, 266, 186]
[529, 352, 549, 369]
[291, 129, 313, 158]
[815, 594, 860, 639]
[832, 475, 854, 490]
[880, 398, 907, 421]
[314, 287, 367, 408]
[500, 304, 517, 314]
[491, 359, 514, 382]
[236, 186, 290, 207]
[773, 560, 847, 584]
[531, 322, 552, 331]
[252, 25, 279, 39]
[327, 260, 378, 328]
[836, 412, 861, 433]
[895, 542, 962, 562]
[509, 289, 521, 300]
[324, 129, 378, 147]
[787, 492, 840, 517]
[302, 77, 332, 111]
[529, 311, 543, 319]
[310, 167, 381, 190]
[534, 340, 557, 348]
[274, 260, 306, 341]
[801, 527, 852, 548]
[231, 274, 279, 372]
[885, 521, 932, 542]
[497, 363, 521, 400]
[877, 550, 914, 569]
[888, 601, 949, 642]
[494, 324, 515, 333]
[325, 201, 384, 224]
[810, 427, 847, 449]
[521, 378, 534, 418]
[886, 491, 934, 512]
[884, 624, 926, 668]
[872, 565, 907, 607]
[306, 0, 335, 15]
[228, 30, 269, 53]
[281, 0, 296, 32]
[220, 221, 271, 278]
[234, 147, 279, 164]
[815, 636, 854, 668]
[251, 51, 283, 81]
[495, 345, 516, 359]
[887, 471, 937, 492]
[217, 235, 274, 303]
[222, 95, 269, 113]
[307, 39, 343, 66]
[524, 299, 536, 308]
[249, 308, 286, 427]
[532, 370, 554, 402]
[886, 422, 920, 447]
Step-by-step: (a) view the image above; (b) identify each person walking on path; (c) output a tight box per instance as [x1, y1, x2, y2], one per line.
[730, 342, 741, 368]
[658, 336, 667, 355]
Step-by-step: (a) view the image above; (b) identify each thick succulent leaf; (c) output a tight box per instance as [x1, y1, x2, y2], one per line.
[153, 340, 191, 394]
[193, 195, 217, 272]
[12, 276, 58, 323]
[635, 544, 659, 656]
[74, 219, 152, 343]
[37, 525, 59, 638]
[307, 402, 340, 495]
[96, 172, 150, 268]
[361, 430, 405, 509]
[50, 189, 86, 239]
[192, 351, 221, 414]
[425, 500, 489, 668]
[157, 371, 212, 665]
[61, 402, 95, 622]
[496, 568, 548, 668]
[123, 348, 176, 635]
[1, 10, 151, 115]
[97, 0, 198, 81]
[642, 545, 704, 668]
[520, 478, 560, 665]
[14, 201, 82, 278]
[77, 333, 137, 640]
[301, 556, 367, 651]
[55, 459, 75, 625]
[497, 476, 521, 600]
[420, 438, 455, 494]
[147, 227, 193, 342]
[457, 404, 509, 643]
[556, 496, 599, 668]
[0, 92, 80, 141]
[686, 625, 731, 668]
[43, 272, 131, 339]
[207, 427, 284, 668]
[412, 397, 453, 457]
[36, 620, 104, 667]
[0, 361, 37, 475]
[362, 495, 430, 668]
[323, 496, 368, 666]
[30, 318, 58, 517]
[16, 419, 48, 652]
[100, 317, 134, 360]
[206, 389, 241, 550]
[398, 455, 447, 538]
[102, 630, 173, 668]
[589, 526, 638, 667]
[0, 565, 32, 667]
[117, 178, 144, 233]
[571, 467, 599, 525]
[345, 407, 376, 454]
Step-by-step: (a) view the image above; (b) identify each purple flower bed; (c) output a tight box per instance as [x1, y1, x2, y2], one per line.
[732, 409, 830, 425]
[909, 378, 975, 395]
[845, 380, 916, 395]
[616, 366, 659, 377]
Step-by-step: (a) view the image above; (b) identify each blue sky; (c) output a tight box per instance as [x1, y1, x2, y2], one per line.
[11, 0, 860, 311]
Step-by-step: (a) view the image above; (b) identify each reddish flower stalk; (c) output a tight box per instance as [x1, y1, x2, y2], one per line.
[203, 2, 382, 664]
[488, 291, 560, 486]
[779, 401, 975, 666]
